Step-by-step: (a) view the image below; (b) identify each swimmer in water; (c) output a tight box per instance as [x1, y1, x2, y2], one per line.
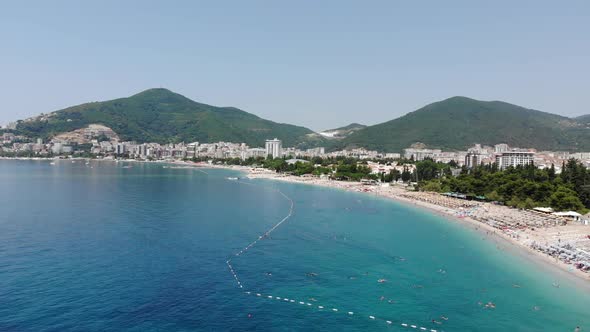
[378, 278, 387, 283]
[265, 272, 272, 276]
[440, 316, 448, 321]
[379, 296, 385, 301]
[532, 306, 541, 311]
[512, 284, 521, 288]
[431, 320, 442, 325]
[348, 276, 357, 280]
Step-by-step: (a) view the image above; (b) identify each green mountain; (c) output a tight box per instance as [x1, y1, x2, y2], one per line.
[14, 88, 324, 148]
[337, 96, 589, 152]
[574, 114, 590, 124]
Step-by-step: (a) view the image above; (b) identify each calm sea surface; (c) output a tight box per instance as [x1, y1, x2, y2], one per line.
[1, 160, 589, 331]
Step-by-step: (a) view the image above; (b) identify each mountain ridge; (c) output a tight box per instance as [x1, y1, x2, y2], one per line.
[12, 88, 324, 148]
[7, 91, 590, 152]
[335, 96, 589, 152]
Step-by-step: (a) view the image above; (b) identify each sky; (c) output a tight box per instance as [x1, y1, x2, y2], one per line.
[0, 1, 589, 131]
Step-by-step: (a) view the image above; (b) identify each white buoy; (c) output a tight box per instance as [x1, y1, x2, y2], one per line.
[369, 316, 375, 320]
[411, 325, 417, 329]
[348, 312, 353, 315]
[386, 321, 392, 324]
[299, 301, 305, 305]
[318, 306, 324, 309]
[332, 308, 338, 312]
[290, 300, 295, 303]
[268, 296, 273, 299]
[276, 297, 281, 300]
[256, 293, 261, 297]
[420, 328, 427, 331]
[402, 323, 408, 327]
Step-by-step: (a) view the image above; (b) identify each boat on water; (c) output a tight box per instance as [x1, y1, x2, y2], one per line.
[49, 162, 56, 165]
[227, 177, 239, 180]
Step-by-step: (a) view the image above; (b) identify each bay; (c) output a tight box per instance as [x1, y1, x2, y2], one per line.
[0, 160, 588, 331]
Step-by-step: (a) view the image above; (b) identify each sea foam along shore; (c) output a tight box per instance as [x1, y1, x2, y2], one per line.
[225, 166, 590, 288]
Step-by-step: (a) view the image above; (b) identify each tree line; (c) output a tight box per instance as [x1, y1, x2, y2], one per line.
[418, 159, 589, 213]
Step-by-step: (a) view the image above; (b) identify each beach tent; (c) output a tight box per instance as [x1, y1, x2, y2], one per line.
[552, 211, 582, 222]
[553, 211, 582, 217]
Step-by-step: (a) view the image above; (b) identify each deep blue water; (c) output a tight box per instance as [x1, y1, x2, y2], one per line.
[1, 160, 589, 332]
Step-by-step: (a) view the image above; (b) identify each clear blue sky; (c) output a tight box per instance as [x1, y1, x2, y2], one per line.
[1, 1, 588, 131]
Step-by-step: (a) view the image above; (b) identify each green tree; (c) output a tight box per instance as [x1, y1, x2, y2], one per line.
[549, 186, 585, 212]
[401, 167, 412, 183]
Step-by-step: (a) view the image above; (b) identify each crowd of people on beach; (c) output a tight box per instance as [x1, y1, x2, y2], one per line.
[392, 190, 590, 276]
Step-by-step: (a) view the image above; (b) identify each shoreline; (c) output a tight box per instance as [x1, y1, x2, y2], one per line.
[240, 168, 590, 288]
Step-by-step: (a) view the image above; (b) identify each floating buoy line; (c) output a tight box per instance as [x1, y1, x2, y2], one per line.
[224, 177, 443, 331]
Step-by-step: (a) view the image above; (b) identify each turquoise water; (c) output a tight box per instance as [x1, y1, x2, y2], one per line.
[0, 160, 588, 331]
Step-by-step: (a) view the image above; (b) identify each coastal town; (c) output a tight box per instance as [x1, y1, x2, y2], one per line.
[2, 123, 590, 172]
[4, 2, 590, 331]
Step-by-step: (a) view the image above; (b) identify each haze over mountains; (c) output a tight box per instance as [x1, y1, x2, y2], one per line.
[8, 89, 590, 152]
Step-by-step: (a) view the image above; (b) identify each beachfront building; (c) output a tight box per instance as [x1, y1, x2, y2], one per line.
[265, 138, 282, 159]
[495, 151, 535, 170]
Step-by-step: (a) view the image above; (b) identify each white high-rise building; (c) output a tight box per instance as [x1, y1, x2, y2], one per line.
[265, 138, 282, 159]
[495, 151, 535, 170]
[115, 143, 126, 155]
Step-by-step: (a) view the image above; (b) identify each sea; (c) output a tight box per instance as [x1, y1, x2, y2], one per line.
[1, 159, 589, 332]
